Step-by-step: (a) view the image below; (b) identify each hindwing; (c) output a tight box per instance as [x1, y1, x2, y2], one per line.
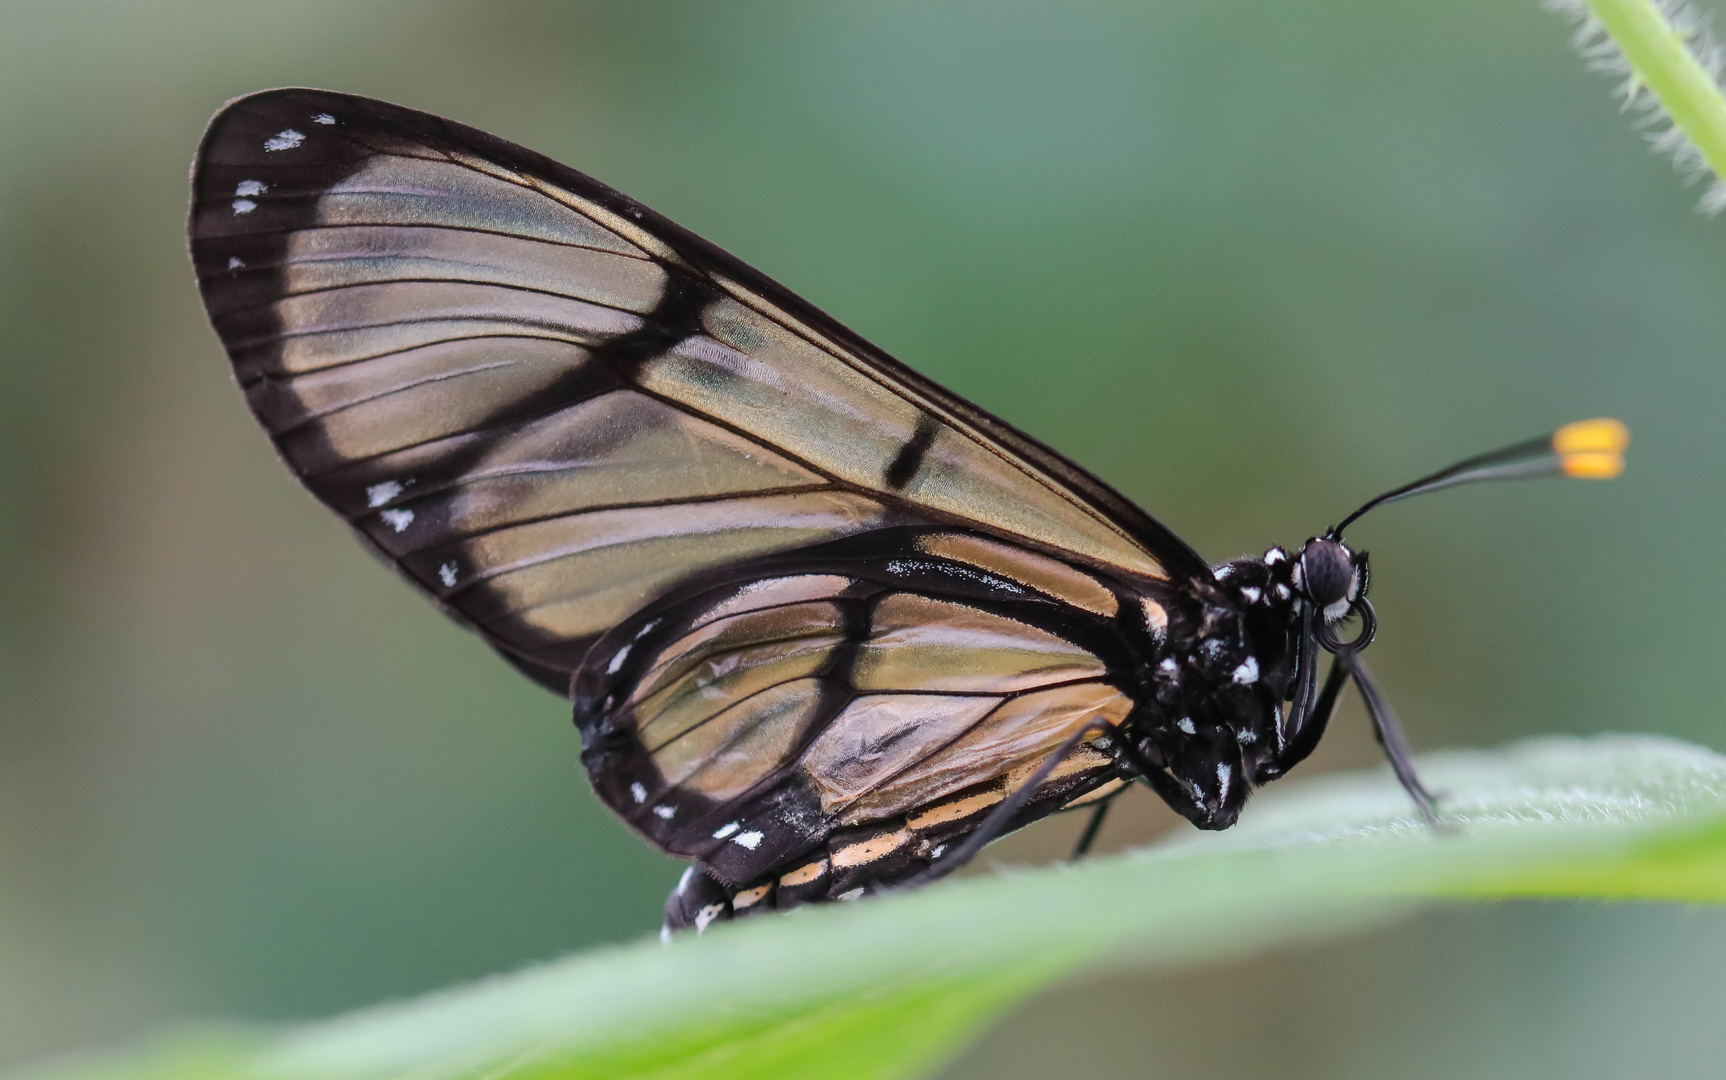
[573, 528, 1144, 887]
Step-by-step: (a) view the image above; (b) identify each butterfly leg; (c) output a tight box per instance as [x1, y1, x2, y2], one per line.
[1275, 650, 1354, 772]
[890, 718, 1118, 891]
[1285, 649, 1442, 823]
[1068, 797, 1114, 861]
[1348, 653, 1443, 823]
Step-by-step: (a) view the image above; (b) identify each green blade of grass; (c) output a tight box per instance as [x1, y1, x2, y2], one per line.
[18, 734, 1726, 1080]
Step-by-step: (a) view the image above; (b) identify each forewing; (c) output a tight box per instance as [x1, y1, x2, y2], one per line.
[189, 88, 1205, 692]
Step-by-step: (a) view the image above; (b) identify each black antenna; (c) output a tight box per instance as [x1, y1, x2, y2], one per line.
[1331, 418, 1628, 538]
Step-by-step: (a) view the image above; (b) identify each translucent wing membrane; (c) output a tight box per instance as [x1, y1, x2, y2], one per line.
[573, 528, 1138, 897]
[189, 88, 1207, 694]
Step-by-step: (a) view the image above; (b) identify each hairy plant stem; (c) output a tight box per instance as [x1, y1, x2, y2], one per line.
[1569, 0, 1726, 210]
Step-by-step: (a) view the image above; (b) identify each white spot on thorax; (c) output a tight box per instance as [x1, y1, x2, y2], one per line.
[629, 782, 647, 804]
[694, 903, 723, 932]
[227, 257, 245, 270]
[231, 199, 256, 214]
[1263, 547, 1286, 565]
[653, 805, 676, 820]
[264, 129, 305, 151]
[1274, 583, 1291, 600]
[1158, 657, 1178, 674]
[312, 113, 336, 125]
[379, 508, 414, 533]
[235, 179, 267, 196]
[437, 561, 457, 588]
[1240, 586, 1262, 603]
[712, 821, 740, 839]
[365, 480, 405, 507]
[1231, 657, 1260, 684]
[606, 643, 632, 675]
[734, 831, 763, 850]
[1177, 718, 1196, 735]
[1237, 728, 1258, 744]
[1216, 763, 1233, 800]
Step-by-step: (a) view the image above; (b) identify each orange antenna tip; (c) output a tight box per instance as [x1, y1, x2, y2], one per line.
[1552, 417, 1630, 455]
[1560, 451, 1625, 479]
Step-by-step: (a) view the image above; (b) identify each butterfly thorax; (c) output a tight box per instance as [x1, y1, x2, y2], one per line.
[1104, 546, 1306, 830]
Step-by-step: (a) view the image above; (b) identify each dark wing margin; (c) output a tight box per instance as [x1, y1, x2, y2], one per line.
[189, 88, 1208, 694]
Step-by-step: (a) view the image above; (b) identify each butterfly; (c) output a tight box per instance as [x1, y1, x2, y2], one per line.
[188, 88, 1629, 936]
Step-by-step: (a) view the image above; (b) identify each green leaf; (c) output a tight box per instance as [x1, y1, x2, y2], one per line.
[19, 735, 1726, 1080]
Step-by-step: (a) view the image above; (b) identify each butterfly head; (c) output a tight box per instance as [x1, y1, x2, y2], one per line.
[1293, 537, 1369, 627]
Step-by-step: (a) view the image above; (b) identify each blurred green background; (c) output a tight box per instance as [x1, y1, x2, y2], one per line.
[2, 1, 1723, 1076]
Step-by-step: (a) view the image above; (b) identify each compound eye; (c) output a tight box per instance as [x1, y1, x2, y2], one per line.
[1300, 539, 1353, 607]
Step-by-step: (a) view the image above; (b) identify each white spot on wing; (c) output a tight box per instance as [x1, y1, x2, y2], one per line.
[629, 782, 647, 804]
[1216, 763, 1233, 800]
[235, 180, 267, 196]
[605, 643, 632, 675]
[1141, 598, 1169, 636]
[231, 199, 256, 214]
[365, 480, 405, 507]
[653, 805, 676, 820]
[312, 113, 336, 125]
[1177, 718, 1197, 735]
[379, 508, 414, 533]
[227, 257, 245, 270]
[1231, 657, 1260, 684]
[264, 129, 305, 151]
[734, 831, 763, 850]
[712, 822, 740, 839]
[437, 561, 458, 588]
